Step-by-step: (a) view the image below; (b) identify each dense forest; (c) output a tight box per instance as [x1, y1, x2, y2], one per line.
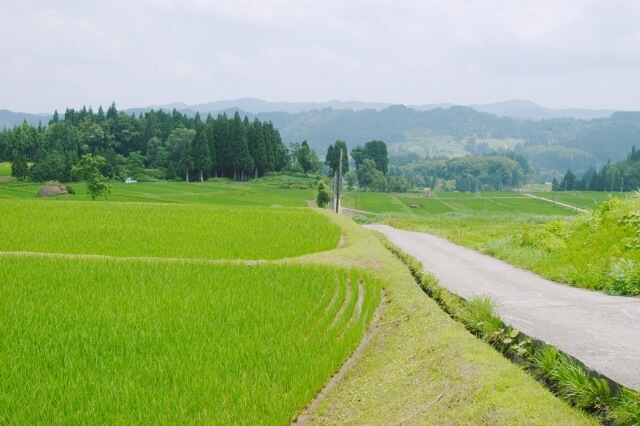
[555, 146, 640, 192]
[1, 104, 288, 182]
[4, 101, 640, 193]
[250, 106, 640, 180]
[4, 103, 640, 183]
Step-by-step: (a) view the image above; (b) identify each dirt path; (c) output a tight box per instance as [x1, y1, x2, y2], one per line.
[366, 224, 640, 390]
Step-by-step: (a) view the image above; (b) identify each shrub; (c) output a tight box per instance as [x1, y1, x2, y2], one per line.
[603, 258, 640, 296]
[352, 215, 372, 225]
[316, 182, 330, 208]
[519, 219, 569, 252]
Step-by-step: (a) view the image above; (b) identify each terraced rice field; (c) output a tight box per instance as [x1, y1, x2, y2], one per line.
[342, 191, 579, 216]
[0, 200, 339, 260]
[0, 256, 380, 424]
[0, 180, 315, 206]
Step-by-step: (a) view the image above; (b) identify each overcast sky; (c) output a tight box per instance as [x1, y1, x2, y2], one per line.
[2, 0, 640, 113]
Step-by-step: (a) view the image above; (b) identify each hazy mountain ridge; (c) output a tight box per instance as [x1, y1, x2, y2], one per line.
[2, 98, 618, 129]
[3, 100, 638, 178]
[0, 109, 52, 129]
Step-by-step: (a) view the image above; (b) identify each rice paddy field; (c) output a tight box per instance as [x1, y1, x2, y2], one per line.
[0, 188, 383, 424]
[0, 162, 10, 176]
[532, 190, 624, 210]
[0, 257, 380, 424]
[0, 178, 599, 424]
[342, 191, 582, 216]
[0, 180, 314, 206]
[0, 200, 339, 260]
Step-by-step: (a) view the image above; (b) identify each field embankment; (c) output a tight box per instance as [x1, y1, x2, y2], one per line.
[295, 212, 595, 425]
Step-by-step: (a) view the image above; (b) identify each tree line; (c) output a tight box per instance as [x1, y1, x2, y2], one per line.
[554, 145, 640, 192]
[2, 103, 289, 182]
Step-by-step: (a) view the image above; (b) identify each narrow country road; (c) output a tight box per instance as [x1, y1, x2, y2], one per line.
[366, 224, 640, 390]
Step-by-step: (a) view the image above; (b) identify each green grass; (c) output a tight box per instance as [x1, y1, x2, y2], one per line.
[0, 180, 315, 206]
[342, 191, 579, 216]
[381, 195, 640, 295]
[0, 162, 10, 176]
[533, 191, 624, 209]
[306, 214, 596, 425]
[0, 200, 340, 260]
[0, 177, 604, 424]
[341, 192, 406, 213]
[0, 256, 380, 424]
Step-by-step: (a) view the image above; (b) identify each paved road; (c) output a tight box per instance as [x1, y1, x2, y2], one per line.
[366, 224, 640, 390]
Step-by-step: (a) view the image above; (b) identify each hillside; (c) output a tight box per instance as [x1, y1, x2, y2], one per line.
[3, 100, 640, 179]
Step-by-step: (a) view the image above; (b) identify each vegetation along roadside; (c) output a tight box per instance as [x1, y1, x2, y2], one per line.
[382, 239, 640, 424]
[380, 193, 640, 296]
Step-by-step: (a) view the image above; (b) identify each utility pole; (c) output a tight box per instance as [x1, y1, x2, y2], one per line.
[335, 149, 343, 213]
[612, 172, 615, 192]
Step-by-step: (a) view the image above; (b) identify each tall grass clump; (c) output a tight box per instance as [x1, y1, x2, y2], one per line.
[610, 388, 640, 425]
[0, 256, 381, 424]
[532, 344, 614, 418]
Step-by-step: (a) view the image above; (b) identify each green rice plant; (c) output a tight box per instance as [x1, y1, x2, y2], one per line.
[610, 388, 640, 425]
[0, 200, 340, 260]
[0, 256, 381, 424]
[455, 297, 504, 338]
[341, 192, 406, 213]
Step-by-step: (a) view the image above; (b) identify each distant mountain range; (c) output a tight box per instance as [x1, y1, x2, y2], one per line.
[1, 98, 621, 130]
[140, 98, 618, 121]
[2, 99, 639, 179]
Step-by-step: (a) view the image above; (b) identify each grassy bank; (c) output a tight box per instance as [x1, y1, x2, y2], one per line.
[298, 212, 594, 425]
[382, 194, 640, 295]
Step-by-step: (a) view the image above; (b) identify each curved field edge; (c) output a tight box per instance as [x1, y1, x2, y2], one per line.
[0, 258, 380, 425]
[297, 211, 595, 425]
[0, 200, 340, 260]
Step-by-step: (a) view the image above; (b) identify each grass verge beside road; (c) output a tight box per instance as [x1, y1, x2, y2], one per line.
[382, 194, 640, 295]
[297, 212, 595, 425]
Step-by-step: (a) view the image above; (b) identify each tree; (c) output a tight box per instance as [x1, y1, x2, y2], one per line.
[125, 151, 146, 179]
[351, 140, 388, 175]
[364, 140, 388, 175]
[191, 126, 212, 182]
[293, 141, 320, 173]
[71, 154, 111, 200]
[325, 140, 349, 176]
[357, 158, 377, 191]
[11, 155, 29, 180]
[166, 127, 196, 181]
[316, 181, 330, 208]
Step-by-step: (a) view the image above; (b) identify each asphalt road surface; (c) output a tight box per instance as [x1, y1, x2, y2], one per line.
[366, 224, 640, 390]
